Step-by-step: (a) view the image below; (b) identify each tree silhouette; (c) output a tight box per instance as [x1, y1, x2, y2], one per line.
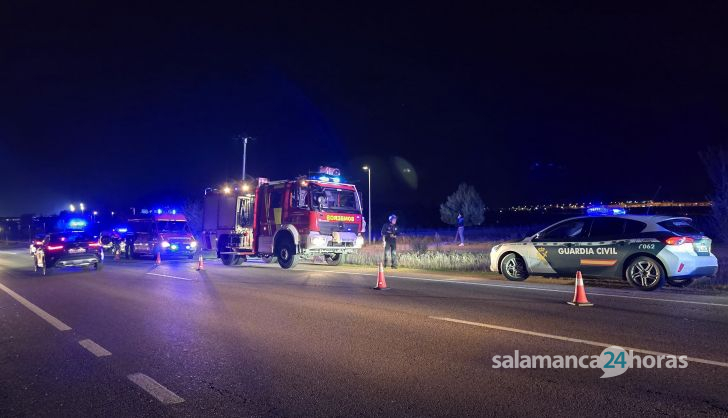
[440, 183, 485, 226]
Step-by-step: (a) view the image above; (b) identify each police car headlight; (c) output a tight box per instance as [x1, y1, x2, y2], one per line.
[161, 241, 171, 248]
[189, 241, 197, 248]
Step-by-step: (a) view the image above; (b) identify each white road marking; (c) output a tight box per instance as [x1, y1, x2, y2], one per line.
[0, 251, 19, 255]
[145, 272, 196, 281]
[78, 339, 112, 357]
[0, 282, 72, 331]
[276, 266, 728, 308]
[127, 373, 185, 404]
[429, 316, 728, 368]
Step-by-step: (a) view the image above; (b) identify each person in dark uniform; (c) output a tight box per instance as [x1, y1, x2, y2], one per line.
[381, 214, 399, 268]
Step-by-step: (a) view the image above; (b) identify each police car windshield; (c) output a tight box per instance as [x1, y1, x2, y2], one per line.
[157, 221, 190, 233]
[311, 187, 360, 213]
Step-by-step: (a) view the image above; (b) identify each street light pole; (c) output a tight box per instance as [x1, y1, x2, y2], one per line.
[242, 136, 248, 181]
[237, 135, 254, 181]
[362, 166, 372, 242]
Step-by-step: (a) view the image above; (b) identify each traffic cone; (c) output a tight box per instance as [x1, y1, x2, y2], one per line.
[196, 255, 204, 271]
[567, 271, 593, 307]
[374, 262, 388, 290]
[114, 249, 120, 261]
[155, 252, 161, 265]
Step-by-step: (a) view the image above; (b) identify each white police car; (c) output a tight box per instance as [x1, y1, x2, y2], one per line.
[490, 208, 719, 291]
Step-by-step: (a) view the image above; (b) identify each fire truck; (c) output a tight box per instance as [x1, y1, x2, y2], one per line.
[202, 167, 365, 269]
[124, 210, 198, 259]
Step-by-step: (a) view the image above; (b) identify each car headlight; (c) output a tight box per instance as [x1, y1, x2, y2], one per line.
[189, 241, 197, 248]
[161, 241, 170, 248]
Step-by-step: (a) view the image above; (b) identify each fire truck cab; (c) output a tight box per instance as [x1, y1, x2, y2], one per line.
[203, 168, 365, 269]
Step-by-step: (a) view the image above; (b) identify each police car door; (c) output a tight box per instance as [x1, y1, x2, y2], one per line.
[582, 217, 646, 278]
[530, 218, 591, 276]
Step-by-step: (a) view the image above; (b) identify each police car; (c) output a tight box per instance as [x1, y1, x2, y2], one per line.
[490, 207, 719, 291]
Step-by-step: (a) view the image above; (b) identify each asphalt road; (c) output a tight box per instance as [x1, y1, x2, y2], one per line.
[1, 248, 728, 417]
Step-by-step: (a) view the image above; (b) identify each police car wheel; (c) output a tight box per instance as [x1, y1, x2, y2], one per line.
[666, 277, 694, 288]
[501, 253, 528, 281]
[625, 256, 665, 291]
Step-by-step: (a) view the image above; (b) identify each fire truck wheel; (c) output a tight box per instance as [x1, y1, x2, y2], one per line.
[324, 254, 345, 266]
[234, 255, 247, 265]
[276, 241, 299, 269]
[261, 255, 277, 264]
[221, 254, 238, 266]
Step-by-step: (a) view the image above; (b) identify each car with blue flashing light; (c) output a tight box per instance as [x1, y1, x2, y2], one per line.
[124, 212, 197, 259]
[489, 207, 719, 291]
[33, 231, 104, 275]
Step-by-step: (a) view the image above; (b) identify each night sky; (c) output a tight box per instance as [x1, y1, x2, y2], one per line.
[2, 2, 727, 226]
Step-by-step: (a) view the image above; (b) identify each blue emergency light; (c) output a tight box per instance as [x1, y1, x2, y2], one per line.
[67, 218, 87, 229]
[586, 206, 627, 216]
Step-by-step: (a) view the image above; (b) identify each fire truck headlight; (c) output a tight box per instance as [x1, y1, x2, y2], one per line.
[311, 235, 327, 247]
[355, 235, 365, 248]
[161, 241, 171, 248]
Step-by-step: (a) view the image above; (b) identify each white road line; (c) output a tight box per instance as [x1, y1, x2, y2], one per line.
[127, 373, 185, 404]
[429, 316, 728, 368]
[281, 266, 728, 308]
[0, 282, 72, 331]
[0, 251, 19, 255]
[145, 272, 196, 281]
[78, 339, 112, 357]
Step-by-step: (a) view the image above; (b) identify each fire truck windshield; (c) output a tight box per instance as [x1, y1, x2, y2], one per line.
[157, 220, 191, 233]
[311, 187, 360, 213]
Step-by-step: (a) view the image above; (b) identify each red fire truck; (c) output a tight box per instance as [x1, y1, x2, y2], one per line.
[202, 167, 365, 269]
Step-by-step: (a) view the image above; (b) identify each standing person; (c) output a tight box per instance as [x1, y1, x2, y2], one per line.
[381, 214, 399, 268]
[455, 212, 465, 246]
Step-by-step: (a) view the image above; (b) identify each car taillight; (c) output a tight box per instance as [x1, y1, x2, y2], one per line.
[88, 242, 101, 247]
[47, 245, 64, 251]
[34, 241, 43, 245]
[665, 236, 695, 245]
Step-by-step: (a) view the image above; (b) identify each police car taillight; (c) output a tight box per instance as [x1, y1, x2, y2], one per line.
[665, 236, 695, 245]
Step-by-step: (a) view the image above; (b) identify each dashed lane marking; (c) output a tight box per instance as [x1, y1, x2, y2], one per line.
[0, 282, 72, 331]
[78, 339, 112, 357]
[128, 373, 185, 404]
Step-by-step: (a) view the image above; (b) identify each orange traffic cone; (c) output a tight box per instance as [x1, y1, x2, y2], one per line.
[196, 255, 204, 271]
[374, 262, 388, 290]
[155, 252, 161, 265]
[567, 271, 593, 307]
